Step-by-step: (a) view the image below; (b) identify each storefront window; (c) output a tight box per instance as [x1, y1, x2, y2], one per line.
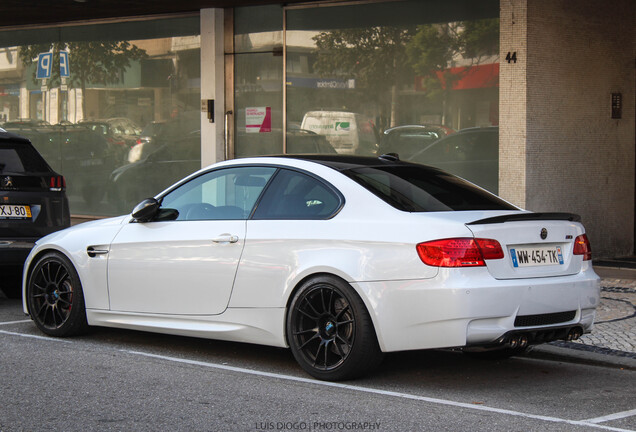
[0, 17, 201, 216]
[235, 0, 499, 192]
[234, 6, 283, 157]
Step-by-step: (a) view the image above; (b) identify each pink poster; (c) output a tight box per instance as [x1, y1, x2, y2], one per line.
[245, 107, 272, 133]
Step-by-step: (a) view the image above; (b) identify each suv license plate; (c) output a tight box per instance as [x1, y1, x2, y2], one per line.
[510, 245, 564, 268]
[0, 205, 32, 219]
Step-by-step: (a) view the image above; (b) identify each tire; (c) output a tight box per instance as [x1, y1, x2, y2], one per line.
[26, 252, 89, 337]
[286, 275, 383, 381]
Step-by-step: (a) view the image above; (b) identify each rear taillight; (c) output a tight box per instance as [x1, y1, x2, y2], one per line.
[573, 234, 592, 261]
[416, 238, 504, 267]
[49, 176, 66, 192]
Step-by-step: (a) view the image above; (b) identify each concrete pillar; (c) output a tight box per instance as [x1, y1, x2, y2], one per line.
[49, 88, 59, 125]
[200, 8, 226, 168]
[499, 0, 635, 257]
[499, 0, 528, 209]
[19, 86, 28, 119]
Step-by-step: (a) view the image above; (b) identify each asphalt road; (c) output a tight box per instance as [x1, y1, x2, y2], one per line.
[1, 293, 635, 432]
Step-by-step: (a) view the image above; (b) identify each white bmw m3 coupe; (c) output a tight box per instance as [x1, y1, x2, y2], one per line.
[22, 155, 600, 380]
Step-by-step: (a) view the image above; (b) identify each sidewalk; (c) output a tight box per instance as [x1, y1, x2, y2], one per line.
[529, 267, 636, 369]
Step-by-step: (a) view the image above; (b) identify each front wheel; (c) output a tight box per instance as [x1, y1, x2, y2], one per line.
[26, 252, 89, 337]
[287, 275, 383, 381]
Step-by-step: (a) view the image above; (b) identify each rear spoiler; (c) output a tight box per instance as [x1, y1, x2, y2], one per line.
[467, 212, 581, 225]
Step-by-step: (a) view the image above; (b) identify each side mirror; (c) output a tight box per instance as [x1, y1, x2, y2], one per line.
[131, 198, 160, 222]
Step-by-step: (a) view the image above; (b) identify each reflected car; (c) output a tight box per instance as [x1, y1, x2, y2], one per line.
[379, 124, 455, 159]
[287, 126, 338, 154]
[234, 127, 338, 156]
[0, 129, 69, 298]
[3, 125, 119, 207]
[109, 132, 201, 212]
[134, 120, 167, 146]
[408, 126, 498, 194]
[127, 112, 200, 163]
[22, 155, 599, 380]
[79, 118, 142, 160]
[1, 119, 51, 128]
[300, 111, 379, 156]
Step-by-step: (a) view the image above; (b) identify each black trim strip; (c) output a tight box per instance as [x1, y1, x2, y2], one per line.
[467, 212, 581, 225]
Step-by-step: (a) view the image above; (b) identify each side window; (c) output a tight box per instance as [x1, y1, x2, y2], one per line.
[160, 166, 276, 221]
[253, 169, 342, 220]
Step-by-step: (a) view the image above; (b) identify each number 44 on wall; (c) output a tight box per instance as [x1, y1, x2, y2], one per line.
[506, 51, 518, 63]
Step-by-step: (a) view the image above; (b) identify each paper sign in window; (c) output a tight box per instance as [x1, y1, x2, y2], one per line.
[245, 107, 272, 133]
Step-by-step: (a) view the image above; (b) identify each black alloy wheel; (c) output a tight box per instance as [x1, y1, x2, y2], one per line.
[287, 275, 383, 381]
[27, 252, 89, 337]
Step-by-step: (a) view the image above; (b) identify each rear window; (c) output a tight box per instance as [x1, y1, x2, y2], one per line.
[0, 142, 50, 174]
[344, 165, 516, 212]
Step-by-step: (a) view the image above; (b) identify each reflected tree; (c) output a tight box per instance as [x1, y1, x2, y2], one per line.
[312, 26, 417, 129]
[19, 41, 147, 118]
[406, 19, 499, 124]
[311, 19, 498, 129]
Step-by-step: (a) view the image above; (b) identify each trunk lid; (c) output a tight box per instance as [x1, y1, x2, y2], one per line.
[465, 212, 584, 279]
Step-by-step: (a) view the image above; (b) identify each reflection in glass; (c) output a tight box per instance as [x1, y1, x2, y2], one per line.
[234, 53, 283, 157]
[0, 17, 202, 216]
[284, 1, 499, 191]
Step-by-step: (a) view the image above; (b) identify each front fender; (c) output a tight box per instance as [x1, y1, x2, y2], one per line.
[22, 216, 128, 314]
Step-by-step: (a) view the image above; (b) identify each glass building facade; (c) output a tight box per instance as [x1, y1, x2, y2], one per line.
[0, 16, 202, 216]
[233, 1, 499, 190]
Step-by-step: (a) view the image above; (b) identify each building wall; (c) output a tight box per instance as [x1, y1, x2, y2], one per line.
[500, 0, 635, 258]
[499, 0, 528, 208]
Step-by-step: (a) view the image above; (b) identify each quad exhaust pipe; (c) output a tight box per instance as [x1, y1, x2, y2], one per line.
[498, 326, 583, 349]
[566, 327, 582, 341]
[507, 334, 529, 349]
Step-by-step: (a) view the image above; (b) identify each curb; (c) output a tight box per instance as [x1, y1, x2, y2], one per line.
[525, 344, 636, 371]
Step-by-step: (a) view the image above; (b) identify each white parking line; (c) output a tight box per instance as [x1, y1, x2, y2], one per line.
[0, 329, 72, 343]
[0, 319, 31, 326]
[1, 328, 633, 432]
[123, 349, 635, 432]
[586, 409, 636, 424]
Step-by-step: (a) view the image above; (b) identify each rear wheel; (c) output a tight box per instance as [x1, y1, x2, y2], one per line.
[287, 275, 383, 381]
[26, 252, 89, 337]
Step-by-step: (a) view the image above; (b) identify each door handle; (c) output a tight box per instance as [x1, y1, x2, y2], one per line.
[212, 234, 239, 244]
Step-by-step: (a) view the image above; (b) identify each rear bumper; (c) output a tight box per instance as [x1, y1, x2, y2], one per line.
[353, 263, 600, 352]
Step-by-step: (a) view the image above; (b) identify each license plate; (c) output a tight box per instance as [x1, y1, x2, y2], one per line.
[0, 205, 32, 219]
[510, 245, 564, 267]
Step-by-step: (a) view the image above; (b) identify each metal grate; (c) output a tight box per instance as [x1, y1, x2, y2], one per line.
[514, 310, 576, 327]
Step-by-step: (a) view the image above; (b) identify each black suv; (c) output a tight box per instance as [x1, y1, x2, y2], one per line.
[0, 129, 70, 298]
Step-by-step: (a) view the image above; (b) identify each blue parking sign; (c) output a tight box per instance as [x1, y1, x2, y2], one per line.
[60, 51, 70, 77]
[36, 52, 52, 79]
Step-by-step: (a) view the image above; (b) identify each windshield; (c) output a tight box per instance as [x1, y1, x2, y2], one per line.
[344, 165, 516, 212]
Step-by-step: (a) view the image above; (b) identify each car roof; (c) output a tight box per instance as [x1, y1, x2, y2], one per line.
[272, 154, 443, 173]
[383, 124, 451, 132]
[453, 126, 498, 134]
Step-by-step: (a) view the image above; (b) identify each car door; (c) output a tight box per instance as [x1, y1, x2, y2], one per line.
[107, 165, 276, 315]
